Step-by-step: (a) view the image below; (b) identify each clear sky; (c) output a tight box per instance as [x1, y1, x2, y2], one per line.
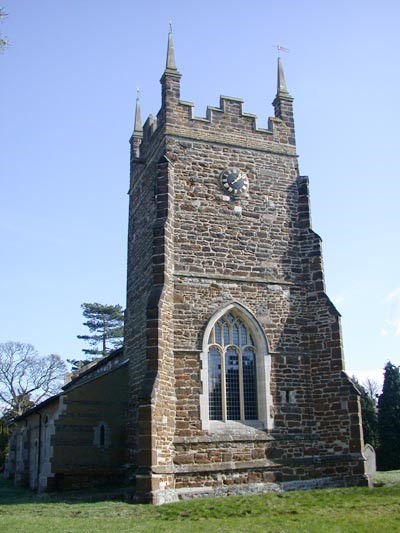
[1, 0, 399, 388]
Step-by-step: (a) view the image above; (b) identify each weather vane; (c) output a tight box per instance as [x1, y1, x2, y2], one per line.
[169, 20, 173, 33]
[273, 45, 290, 56]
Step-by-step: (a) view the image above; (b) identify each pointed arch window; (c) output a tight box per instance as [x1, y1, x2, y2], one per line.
[207, 312, 258, 421]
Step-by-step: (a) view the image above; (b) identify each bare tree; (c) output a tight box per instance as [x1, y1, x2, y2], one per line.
[363, 378, 380, 405]
[0, 342, 66, 417]
[0, 8, 8, 52]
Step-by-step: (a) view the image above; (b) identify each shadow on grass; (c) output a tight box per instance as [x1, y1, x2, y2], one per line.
[0, 477, 127, 505]
[2, 471, 400, 512]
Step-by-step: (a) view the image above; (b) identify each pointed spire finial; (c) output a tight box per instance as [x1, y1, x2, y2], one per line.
[165, 23, 177, 71]
[277, 57, 289, 95]
[133, 87, 142, 135]
[272, 55, 295, 144]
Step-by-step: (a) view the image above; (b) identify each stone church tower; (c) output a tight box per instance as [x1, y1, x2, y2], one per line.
[124, 31, 367, 504]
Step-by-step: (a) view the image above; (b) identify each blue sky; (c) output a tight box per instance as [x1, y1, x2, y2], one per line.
[1, 0, 399, 387]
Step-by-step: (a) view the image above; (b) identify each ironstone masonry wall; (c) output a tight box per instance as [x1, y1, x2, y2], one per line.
[51, 359, 129, 490]
[124, 59, 367, 503]
[6, 352, 129, 492]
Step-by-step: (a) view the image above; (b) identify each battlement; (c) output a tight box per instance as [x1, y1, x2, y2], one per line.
[178, 95, 269, 131]
[142, 113, 157, 143]
[137, 93, 295, 161]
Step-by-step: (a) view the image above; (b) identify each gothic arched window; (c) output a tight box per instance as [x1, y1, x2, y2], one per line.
[208, 312, 258, 422]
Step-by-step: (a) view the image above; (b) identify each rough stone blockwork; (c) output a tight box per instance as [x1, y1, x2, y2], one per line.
[124, 33, 367, 504]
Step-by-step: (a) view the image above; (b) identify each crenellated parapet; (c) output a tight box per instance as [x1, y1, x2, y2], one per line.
[135, 94, 296, 163]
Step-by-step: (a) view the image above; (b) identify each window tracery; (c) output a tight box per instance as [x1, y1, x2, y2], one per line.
[207, 312, 258, 421]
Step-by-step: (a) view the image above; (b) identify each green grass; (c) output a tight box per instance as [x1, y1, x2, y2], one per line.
[374, 469, 400, 486]
[1, 474, 400, 532]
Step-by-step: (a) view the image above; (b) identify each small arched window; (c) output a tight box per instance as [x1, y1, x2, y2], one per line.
[208, 312, 258, 422]
[99, 424, 106, 447]
[94, 421, 110, 449]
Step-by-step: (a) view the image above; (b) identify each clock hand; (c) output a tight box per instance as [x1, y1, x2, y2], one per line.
[232, 173, 243, 185]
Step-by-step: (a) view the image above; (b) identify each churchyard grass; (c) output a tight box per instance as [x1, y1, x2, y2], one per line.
[374, 469, 400, 486]
[1, 474, 400, 532]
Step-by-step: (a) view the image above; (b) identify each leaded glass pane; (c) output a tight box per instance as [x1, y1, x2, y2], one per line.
[225, 347, 240, 420]
[215, 323, 222, 345]
[240, 324, 247, 346]
[233, 324, 240, 345]
[223, 322, 230, 346]
[227, 313, 235, 323]
[208, 347, 222, 420]
[242, 348, 258, 419]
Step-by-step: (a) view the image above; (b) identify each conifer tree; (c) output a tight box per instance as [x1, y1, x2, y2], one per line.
[77, 303, 124, 357]
[377, 361, 400, 470]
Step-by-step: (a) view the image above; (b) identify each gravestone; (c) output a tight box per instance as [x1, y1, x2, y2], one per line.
[363, 443, 376, 477]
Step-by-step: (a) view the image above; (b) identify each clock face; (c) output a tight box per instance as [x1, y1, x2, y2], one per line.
[220, 168, 249, 195]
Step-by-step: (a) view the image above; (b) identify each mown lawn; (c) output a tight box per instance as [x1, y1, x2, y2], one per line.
[1, 473, 400, 532]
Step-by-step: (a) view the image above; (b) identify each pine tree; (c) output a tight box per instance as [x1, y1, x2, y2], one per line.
[377, 361, 400, 470]
[77, 303, 124, 357]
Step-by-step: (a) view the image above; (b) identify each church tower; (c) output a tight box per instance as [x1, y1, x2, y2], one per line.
[124, 32, 367, 504]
